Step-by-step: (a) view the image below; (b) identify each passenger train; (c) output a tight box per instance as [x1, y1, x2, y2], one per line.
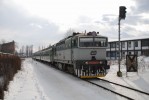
[33, 31, 110, 78]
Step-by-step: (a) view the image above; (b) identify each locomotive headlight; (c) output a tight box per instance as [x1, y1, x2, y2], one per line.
[85, 62, 88, 64]
[100, 61, 103, 64]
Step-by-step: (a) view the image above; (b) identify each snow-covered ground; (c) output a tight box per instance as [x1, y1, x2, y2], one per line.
[4, 59, 49, 100]
[4, 56, 149, 100]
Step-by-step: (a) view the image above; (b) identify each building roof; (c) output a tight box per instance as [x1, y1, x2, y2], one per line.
[108, 37, 149, 42]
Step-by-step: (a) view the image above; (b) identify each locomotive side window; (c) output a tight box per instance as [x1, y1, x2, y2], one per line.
[72, 38, 78, 48]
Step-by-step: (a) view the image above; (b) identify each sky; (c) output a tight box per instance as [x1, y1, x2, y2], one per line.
[0, 0, 149, 52]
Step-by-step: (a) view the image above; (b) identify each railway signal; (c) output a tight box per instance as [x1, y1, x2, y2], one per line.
[119, 6, 127, 20]
[117, 6, 127, 77]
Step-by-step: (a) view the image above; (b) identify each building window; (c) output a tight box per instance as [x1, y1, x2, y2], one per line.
[128, 52, 131, 55]
[116, 52, 120, 57]
[122, 52, 125, 57]
[110, 51, 116, 57]
[111, 42, 116, 48]
[128, 41, 131, 48]
[134, 41, 138, 47]
[106, 51, 110, 57]
[108, 43, 110, 48]
[134, 51, 138, 55]
[142, 39, 149, 46]
[116, 42, 119, 48]
[122, 42, 125, 48]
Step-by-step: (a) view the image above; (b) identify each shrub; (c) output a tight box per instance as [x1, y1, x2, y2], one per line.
[0, 54, 21, 100]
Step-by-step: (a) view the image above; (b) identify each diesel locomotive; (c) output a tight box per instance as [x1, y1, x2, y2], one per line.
[33, 31, 110, 78]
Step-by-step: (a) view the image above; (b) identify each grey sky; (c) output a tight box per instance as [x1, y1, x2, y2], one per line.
[0, 0, 149, 52]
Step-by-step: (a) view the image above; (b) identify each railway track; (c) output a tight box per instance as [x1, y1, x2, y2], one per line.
[34, 60, 149, 100]
[98, 78, 149, 95]
[82, 78, 149, 100]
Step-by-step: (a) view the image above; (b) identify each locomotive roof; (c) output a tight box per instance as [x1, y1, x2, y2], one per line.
[56, 32, 107, 45]
[76, 33, 107, 37]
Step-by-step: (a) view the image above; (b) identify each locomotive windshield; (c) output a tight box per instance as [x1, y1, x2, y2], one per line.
[79, 37, 107, 47]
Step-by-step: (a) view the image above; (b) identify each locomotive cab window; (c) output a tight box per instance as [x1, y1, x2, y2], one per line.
[79, 37, 107, 47]
[94, 38, 107, 47]
[79, 38, 93, 47]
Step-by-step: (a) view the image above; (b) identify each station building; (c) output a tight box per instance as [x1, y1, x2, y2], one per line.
[106, 38, 149, 60]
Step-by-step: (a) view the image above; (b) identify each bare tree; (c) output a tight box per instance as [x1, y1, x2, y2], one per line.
[0, 39, 6, 44]
[19, 46, 25, 57]
[22, 46, 25, 55]
[48, 44, 51, 47]
[26, 45, 29, 57]
[29, 45, 33, 56]
[30, 45, 33, 56]
[38, 46, 41, 51]
[15, 42, 18, 51]
[64, 28, 75, 38]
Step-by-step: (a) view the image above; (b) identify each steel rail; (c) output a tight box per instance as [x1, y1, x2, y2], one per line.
[82, 79, 134, 100]
[98, 78, 149, 96]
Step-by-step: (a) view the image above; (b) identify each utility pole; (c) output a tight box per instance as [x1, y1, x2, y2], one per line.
[117, 6, 127, 77]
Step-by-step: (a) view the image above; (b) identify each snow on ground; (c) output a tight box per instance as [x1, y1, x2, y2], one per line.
[31, 59, 120, 100]
[4, 56, 149, 100]
[97, 56, 149, 100]
[4, 59, 49, 100]
[105, 56, 149, 93]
